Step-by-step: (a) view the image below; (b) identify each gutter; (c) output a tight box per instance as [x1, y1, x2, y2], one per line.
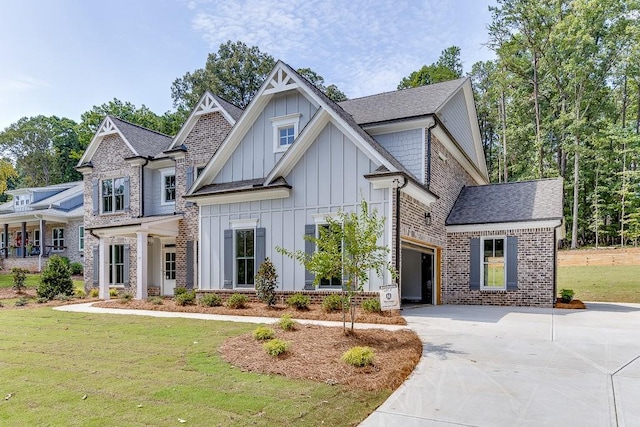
[139, 158, 149, 217]
[395, 176, 408, 285]
[426, 120, 437, 189]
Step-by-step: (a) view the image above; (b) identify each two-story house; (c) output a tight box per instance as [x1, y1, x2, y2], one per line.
[76, 94, 241, 299]
[186, 61, 564, 307]
[0, 181, 84, 272]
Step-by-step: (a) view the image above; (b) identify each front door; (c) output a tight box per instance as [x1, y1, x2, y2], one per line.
[421, 253, 433, 304]
[162, 248, 176, 296]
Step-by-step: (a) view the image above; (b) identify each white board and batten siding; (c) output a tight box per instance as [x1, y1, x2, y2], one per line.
[200, 121, 391, 292]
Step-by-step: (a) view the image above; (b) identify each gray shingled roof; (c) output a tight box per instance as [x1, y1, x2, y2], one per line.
[446, 178, 564, 226]
[191, 177, 290, 197]
[211, 93, 243, 121]
[338, 78, 466, 125]
[110, 116, 173, 158]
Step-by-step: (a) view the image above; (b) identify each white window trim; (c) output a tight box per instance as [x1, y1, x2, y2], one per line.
[52, 228, 65, 252]
[101, 176, 126, 214]
[480, 236, 507, 291]
[233, 228, 256, 288]
[160, 168, 176, 206]
[312, 212, 339, 224]
[271, 113, 301, 153]
[78, 226, 84, 251]
[230, 218, 259, 229]
[314, 221, 344, 289]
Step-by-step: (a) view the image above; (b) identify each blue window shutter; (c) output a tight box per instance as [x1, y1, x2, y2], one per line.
[304, 224, 315, 290]
[123, 177, 130, 212]
[469, 237, 480, 290]
[92, 246, 99, 286]
[185, 166, 195, 207]
[506, 236, 518, 290]
[92, 179, 99, 215]
[223, 229, 233, 288]
[256, 227, 266, 272]
[123, 244, 130, 285]
[186, 240, 194, 289]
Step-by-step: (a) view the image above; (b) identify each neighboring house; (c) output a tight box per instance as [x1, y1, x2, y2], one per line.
[76, 94, 240, 299]
[0, 181, 84, 272]
[185, 61, 564, 307]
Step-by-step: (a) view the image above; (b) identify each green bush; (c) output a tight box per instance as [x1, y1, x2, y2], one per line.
[174, 286, 188, 296]
[147, 296, 163, 305]
[286, 293, 310, 310]
[227, 293, 248, 309]
[322, 294, 347, 313]
[11, 268, 28, 293]
[89, 288, 99, 298]
[199, 293, 222, 307]
[361, 298, 381, 313]
[75, 289, 86, 299]
[15, 297, 29, 307]
[109, 288, 119, 298]
[279, 314, 296, 331]
[341, 346, 375, 367]
[36, 255, 74, 300]
[252, 326, 276, 341]
[55, 293, 73, 302]
[119, 292, 133, 304]
[36, 297, 48, 304]
[59, 256, 71, 267]
[174, 290, 196, 306]
[263, 339, 289, 357]
[559, 288, 575, 303]
[255, 258, 278, 307]
[70, 262, 83, 276]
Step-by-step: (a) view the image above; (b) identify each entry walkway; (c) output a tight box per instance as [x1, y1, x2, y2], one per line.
[361, 303, 640, 427]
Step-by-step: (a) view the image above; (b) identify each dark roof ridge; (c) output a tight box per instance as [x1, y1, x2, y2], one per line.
[338, 77, 468, 104]
[108, 115, 173, 138]
[465, 177, 563, 188]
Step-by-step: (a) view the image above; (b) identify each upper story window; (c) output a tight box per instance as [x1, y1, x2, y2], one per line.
[102, 177, 125, 213]
[14, 194, 31, 210]
[271, 113, 301, 153]
[160, 168, 176, 205]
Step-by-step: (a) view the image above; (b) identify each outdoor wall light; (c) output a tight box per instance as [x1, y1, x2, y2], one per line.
[425, 212, 432, 226]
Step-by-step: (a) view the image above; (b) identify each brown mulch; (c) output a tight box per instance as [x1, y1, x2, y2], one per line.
[0, 288, 99, 309]
[220, 324, 422, 391]
[555, 299, 587, 309]
[93, 299, 407, 325]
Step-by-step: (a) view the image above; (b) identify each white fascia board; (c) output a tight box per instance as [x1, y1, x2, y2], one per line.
[446, 219, 563, 233]
[462, 81, 489, 180]
[145, 158, 174, 169]
[402, 181, 437, 205]
[330, 117, 395, 172]
[266, 110, 329, 183]
[193, 187, 291, 206]
[362, 117, 435, 136]
[77, 117, 139, 166]
[432, 127, 487, 185]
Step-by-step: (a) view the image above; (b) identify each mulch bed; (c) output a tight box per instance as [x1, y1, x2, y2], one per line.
[220, 324, 422, 391]
[93, 299, 407, 325]
[555, 299, 587, 309]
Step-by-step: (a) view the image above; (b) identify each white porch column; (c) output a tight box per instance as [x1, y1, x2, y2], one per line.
[136, 232, 148, 300]
[98, 238, 109, 300]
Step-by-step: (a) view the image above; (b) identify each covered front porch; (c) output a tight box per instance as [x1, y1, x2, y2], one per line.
[87, 215, 182, 300]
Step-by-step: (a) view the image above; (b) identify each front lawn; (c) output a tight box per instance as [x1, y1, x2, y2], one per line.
[0, 308, 389, 426]
[558, 265, 640, 303]
[0, 272, 83, 290]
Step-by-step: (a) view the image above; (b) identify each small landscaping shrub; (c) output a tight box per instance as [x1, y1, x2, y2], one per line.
[109, 288, 119, 298]
[252, 326, 276, 341]
[227, 293, 248, 309]
[36, 297, 48, 304]
[89, 288, 99, 298]
[11, 268, 28, 293]
[286, 293, 310, 310]
[559, 288, 575, 303]
[147, 296, 163, 305]
[15, 297, 29, 307]
[199, 293, 222, 307]
[174, 290, 196, 306]
[255, 258, 278, 307]
[55, 293, 73, 302]
[263, 338, 289, 357]
[322, 294, 347, 313]
[279, 314, 296, 331]
[361, 298, 381, 313]
[119, 292, 133, 304]
[37, 255, 74, 300]
[174, 286, 188, 296]
[342, 346, 375, 367]
[70, 262, 83, 276]
[75, 289, 86, 299]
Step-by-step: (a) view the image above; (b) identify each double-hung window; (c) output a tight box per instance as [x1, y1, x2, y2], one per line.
[102, 177, 125, 213]
[271, 113, 301, 153]
[52, 228, 64, 252]
[481, 237, 505, 290]
[109, 244, 125, 285]
[161, 169, 176, 204]
[235, 229, 255, 287]
[317, 223, 343, 288]
[78, 226, 84, 251]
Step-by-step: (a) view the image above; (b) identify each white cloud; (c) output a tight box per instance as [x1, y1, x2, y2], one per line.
[0, 75, 48, 93]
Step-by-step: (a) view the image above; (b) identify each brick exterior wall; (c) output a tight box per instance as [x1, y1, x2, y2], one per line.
[445, 228, 556, 307]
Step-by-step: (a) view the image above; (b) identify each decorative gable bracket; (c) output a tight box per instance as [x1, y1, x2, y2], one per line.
[263, 68, 299, 95]
[195, 93, 223, 116]
[97, 117, 118, 137]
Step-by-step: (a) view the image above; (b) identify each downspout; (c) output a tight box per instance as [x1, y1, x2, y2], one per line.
[139, 159, 149, 217]
[552, 219, 564, 305]
[395, 176, 408, 285]
[426, 119, 437, 190]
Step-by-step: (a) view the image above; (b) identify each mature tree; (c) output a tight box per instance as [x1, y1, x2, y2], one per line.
[398, 46, 463, 89]
[0, 158, 17, 201]
[296, 68, 347, 102]
[277, 200, 395, 334]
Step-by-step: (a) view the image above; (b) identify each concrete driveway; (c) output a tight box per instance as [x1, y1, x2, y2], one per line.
[361, 303, 640, 427]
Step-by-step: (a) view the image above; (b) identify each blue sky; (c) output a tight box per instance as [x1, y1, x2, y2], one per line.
[0, 0, 496, 131]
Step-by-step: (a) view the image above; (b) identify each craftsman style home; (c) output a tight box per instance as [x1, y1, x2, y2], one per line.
[80, 61, 563, 307]
[0, 181, 84, 272]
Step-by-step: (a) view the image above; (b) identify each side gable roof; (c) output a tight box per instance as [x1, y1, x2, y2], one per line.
[446, 178, 564, 226]
[77, 116, 173, 166]
[167, 91, 242, 151]
[338, 78, 466, 125]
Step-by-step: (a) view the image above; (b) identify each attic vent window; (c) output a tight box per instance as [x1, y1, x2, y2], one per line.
[271, 113, 301, 153]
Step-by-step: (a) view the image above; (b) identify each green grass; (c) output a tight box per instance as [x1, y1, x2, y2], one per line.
[0, 273, 83, 290]
[558, 265, 640, 303]
[0, 308, 388, 426]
